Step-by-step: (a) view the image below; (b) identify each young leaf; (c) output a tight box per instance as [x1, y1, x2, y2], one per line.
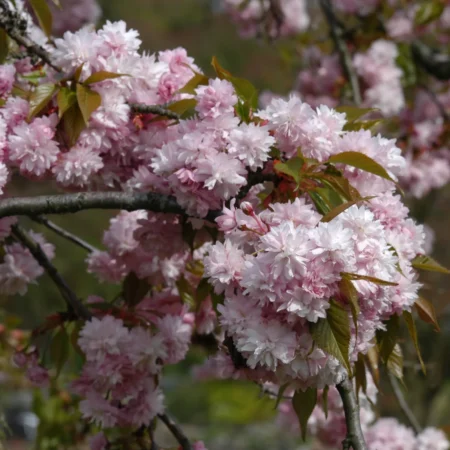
[0, 29, 8, 64]
[84, 71, 126, 85]
[343, 119, 384, 132]
[415, 0, 445, 26]
[167, 98, 197, 117]
[328, 151, 396, 185]
[274, 383, 290, 409]
[402, 311, 426, 374]
[274, 157, 304, 184]
[50, 326, 70, 378]
[229, 76, 258, 109]
[176, 275, 195, 306]
[178, 71, 209, 94]
[322, 385, 329, 419]
[57, 87, 77, 119]
[412, 254, 450, 274]
[28, 83, 57, 120]
[29, 0, 53, 37]
[341, 272, 397, 286]
[76, 84, 101, 125]
[387, 344, 404, 380]
[365, 346, 380, 386]
[321, 196, 374, 223]
[354, 354, 367, 396]
[63, 103, 86, 146]
[414, 296, 440, 332]
[123, 272, 149, 308]
[308, 190, 332, 215]
[378, 314, 400, 363]
[292, 388, 317, 441]
[335, 106, 377, 122]
[211, 56, 233, 80]
[339, 277, 360, 331]
[310, 300, 352, 373]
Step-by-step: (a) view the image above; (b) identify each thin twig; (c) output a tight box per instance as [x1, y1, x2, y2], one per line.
[11, 224, 92, 320]
[0, 1, 61, 72]
[31, 216, 97, 253]
[130, 104, 180, 120]
[388, 372, 422, 434]
[0, 191, 220, 223]
[418, 83, 449, 122]
[158, 413, 192, 450]
[319, 0, 362, 105]
[336, 376, 368, 450]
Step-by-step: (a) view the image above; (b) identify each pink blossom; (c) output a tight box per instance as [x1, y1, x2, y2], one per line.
[416, 428, 450, 450]
[157, 315, 192, 364]
[365, 418, 417, 450]
[88, 432, 108, 450]
[195, 78, 237, 119]
[0, 65, 16, 97]
[26, 364, 50, 387]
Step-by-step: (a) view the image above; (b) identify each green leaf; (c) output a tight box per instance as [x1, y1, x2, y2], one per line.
[274, 383, 290, 409]
[328, 151, 397, 185]
[292, 388, 317, 441]
[355, 354, 367, 396]
[211, 56, 233, 79]
[335, 106, 377, 122]
[27, 83, 57, 120]
[73, 64, 84, 83]
[62, 102, 86, 146]
[29, 0, 53, 37]
[339, 277, 360, 331]
[403, 311, 426, 374]
[196, 278, 211, 304]
[50, 326, 69, 378]
[415, 0, 445, 26]
[84, 71, 126, 85]
[178, 71, 209, 94]
[341, 272, 398, 286]
[378, 314, 400, 363]
[76, 83, 101, 125]
[0, 29, 8, 64]
[412, 254, 450, 274]
[50, 0, 61, 7]
[365, 347, 380, 386]
[322, 385, 329, 418]
[123, 272, 149, 308]
[396, 43, 417, 88]
[415, 296, 440, 332]
[321, 196, 374, 223]
[310, 300, 352, 373]
[274, 157, 304, 184]
[343, 119, 384, 132]
[308, 190, 332, 215]
[387, 343, 404, 380]
[56, 87, 77, 119]
[167, 98, 197, 117]
[176, 275, 195, 306]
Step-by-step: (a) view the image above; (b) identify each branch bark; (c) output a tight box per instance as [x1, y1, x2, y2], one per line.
[319, 0, 362, 106]
[11, 225, 92, 320]
[0, 0, 62, 72]
[31, 216, 98, 253]
[336, 376, 368, 450]
[130, 104, 181, 120]
[0, 191, 220, 223]
[388, 372, 422, 434]
[158, 413, 192, 450]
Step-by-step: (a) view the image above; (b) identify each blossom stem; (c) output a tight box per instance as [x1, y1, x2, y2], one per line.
[388, 372, 422, 434]
[130, 103, 181, 120]
[158, 413, 192, 450]
[319, 0, 362, 106]
[11, 224, 92, 320]
[31, 216, 98, 253]
[0, 0, 62, 72]
[336, 376, 368, 450]
[0, 191, 221, 222]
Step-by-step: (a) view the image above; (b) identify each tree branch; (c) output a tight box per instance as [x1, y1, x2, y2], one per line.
[0, 191, 220, 223]
[319, 0, 362, 106]
[0, 0, 62, 72]
[412, 40, 450, 81]
[157, 413, 192, 450]
[336, 376, 368, 450]
[130, 104, 180, 120]
[31, 216, 98, 253]
[11, 224, 92, 320]
[388, 372, 422, 434]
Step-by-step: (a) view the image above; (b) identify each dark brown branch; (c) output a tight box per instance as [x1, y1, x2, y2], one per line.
[31, 216, 98, 253]
[319, 0, 362, 106]
[336, 376, 368, 450]
[388, 372, 422, 434]
[158, 413, 192, 450]
[0, 1, 61, 72]
[130, 104, 180, 120]
[11, 224, 91, 320]
[0, 191, 221, 223]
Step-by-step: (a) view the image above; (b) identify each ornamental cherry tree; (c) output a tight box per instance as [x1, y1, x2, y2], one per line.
[0, 0, 449, 449]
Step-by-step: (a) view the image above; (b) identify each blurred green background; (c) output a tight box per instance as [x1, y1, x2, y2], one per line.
[3, 1, 450, 449]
